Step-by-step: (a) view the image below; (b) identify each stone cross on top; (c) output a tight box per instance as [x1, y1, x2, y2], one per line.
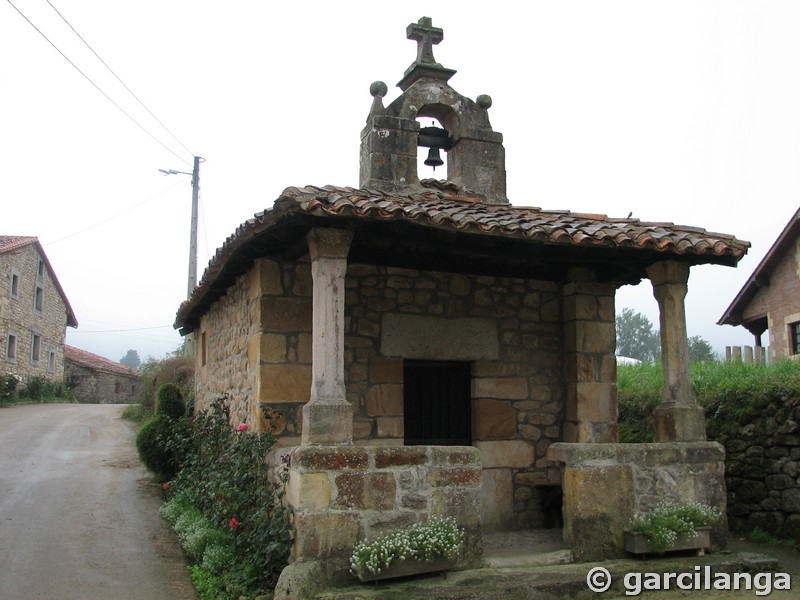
[407, 17, 444, 66]
[399, 17, 456, 90]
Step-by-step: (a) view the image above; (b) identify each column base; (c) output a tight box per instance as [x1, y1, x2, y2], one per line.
[301, 402, 353, 445]
[653, 403, 707, 442]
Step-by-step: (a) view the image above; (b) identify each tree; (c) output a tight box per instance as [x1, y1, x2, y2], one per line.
[616, 308, 661, 363]
[120, 349, 141, 370]
[688, 335, 715, 362]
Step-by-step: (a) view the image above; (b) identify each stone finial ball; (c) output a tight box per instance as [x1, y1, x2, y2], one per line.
[370, 81, 388, 98]
[476, 94, 493, 109]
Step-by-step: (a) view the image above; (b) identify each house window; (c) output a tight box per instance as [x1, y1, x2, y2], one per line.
[6, 334, 17, 362]
[791, 322, 800, 355]
[115, 382, 123, 394]
[37, 259, 45, 279]
[34, 285, 44, 314]
[30, 333, 41, 364]
[403, 360, 471, 446]
[200, 331, 207, 367]
[48, 351, 56, 373]
[10, 269, 20, 299]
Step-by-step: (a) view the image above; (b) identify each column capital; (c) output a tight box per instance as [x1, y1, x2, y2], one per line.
[646, 260, 690, 287]
[307, 228, 353, 260]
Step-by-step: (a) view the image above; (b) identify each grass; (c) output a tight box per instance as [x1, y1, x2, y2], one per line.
[617, 359, 800, 443]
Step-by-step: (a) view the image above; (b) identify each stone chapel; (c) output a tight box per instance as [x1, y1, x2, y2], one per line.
[175, 16, 750, 594]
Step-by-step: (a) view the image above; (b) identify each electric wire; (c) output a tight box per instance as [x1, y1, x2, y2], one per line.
[42, 178, 188, 246]
[45, 0, 195, 161]
[6, 0, 191, 166]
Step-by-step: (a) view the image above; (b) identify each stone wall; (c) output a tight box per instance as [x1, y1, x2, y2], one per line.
[273, 444, 482, 576]
[343, 264, 565, 529]
[195, 262, 263, 425]
[549, 442, 728, 561]
[197, 257, 577, 530]
[1, 243, 69, 384]
[725, 404, 800, 540]
[65, 362, 138, 404]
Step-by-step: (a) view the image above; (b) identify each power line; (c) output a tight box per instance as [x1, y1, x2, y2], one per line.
[6, 0, 191, 166]
[45, 0, 195, 161]
[42, 178, 188, 245]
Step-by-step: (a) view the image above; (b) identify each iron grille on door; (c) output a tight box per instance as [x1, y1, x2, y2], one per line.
[403, 360, 471, 445]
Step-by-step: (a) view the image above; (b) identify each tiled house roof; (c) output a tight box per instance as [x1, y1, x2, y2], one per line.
[175, 184, 750, 332]
[718, 206, 800, 328]
[0, 235, 78, 327]
[64, 345, 139, 378]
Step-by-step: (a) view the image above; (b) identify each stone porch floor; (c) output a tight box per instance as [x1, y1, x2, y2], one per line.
[482, 528, 574, 568]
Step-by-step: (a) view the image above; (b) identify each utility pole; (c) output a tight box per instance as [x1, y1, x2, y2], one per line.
[159, 156, 204, 357]
[188, 155, 201, 297]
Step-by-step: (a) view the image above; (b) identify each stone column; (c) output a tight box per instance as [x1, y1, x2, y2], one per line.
[646, 261, 706, 442]
[302, 228, 354, 445]
[562, 268, 618, 443]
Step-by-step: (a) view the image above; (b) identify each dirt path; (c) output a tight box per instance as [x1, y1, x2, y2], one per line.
[0, 403, 197, 600]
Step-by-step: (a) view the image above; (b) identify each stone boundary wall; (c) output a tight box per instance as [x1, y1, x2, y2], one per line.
[725, 405, 800, 540]
[272, 445, 482, 569]
[549, 442, 727, 561]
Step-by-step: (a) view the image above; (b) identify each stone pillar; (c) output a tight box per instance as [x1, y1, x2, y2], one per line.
[302, 228, 354, 445]
[647, 261, 706, 442]
[562, 268, 618, 443]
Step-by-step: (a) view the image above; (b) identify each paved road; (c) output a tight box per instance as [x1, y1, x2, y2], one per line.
[0, 404, 197, 600]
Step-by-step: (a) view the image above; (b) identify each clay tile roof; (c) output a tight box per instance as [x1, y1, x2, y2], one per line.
[718, 205, 800, 327]
[175, 185, 750, 332]
[64, 345, 139, 378]
[284, 185, 749, 258]
[0, 235, 78, 328]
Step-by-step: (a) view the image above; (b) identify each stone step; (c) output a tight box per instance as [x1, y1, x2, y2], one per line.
[484, 548, 575, 569]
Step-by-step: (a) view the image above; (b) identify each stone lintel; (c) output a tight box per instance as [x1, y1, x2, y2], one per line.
[549, 441, 724, 467]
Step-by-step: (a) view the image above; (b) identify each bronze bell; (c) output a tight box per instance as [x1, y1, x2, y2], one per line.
[424, 147, 444, 169]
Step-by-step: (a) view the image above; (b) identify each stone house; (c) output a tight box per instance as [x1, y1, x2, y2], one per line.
[718, 206, 800, 361]
[1, 236, 78, 384]
[175, 17, 750, 592]
[64, 345, 139, 404]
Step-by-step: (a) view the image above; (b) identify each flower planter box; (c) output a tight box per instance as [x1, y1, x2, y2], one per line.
[354, 557, 455, 583]
[624, 527, 711, 556]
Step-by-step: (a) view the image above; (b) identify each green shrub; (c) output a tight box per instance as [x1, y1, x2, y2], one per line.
[1, 373, 19, 404]
[190, 566, 232, 600]
[136, 415, 179, 482]
[20, 375, 58, 401]
[167, 395, 291, 596]
[618, 360, 800, 444]
[156, 383, 186, 420]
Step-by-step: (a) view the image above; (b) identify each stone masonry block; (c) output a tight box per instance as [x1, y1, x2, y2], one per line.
[481, 468, 514, 530]
[473, 377, 528, 400]
[370, 357, 404, 383]
[292, 446, 368, 471]
[258, 333, 287, 363]
[475, 440, 535, 468]
[472, 399, 516, 440]
[365, 384, 403, 416]
[426, 467, 482, 487]
[376, 416, 404, 438]
[334, 472, 397, 510]
[293, 511, 361, 561]
[430, 446, 482, 465]
[375, 446, 428, 468]
[287, 471, 332, 511]
[260, 364, 311, 402]
[260, 297, 312, 332]
[256, 258, 283, 296]
[566, 382, 616, 422]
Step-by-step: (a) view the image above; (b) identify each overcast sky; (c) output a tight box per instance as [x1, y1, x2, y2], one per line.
[3, 1, 799, 362]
